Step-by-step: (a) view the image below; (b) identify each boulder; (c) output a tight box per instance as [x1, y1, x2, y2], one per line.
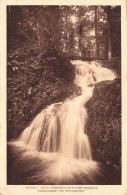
[86, 78, 121, 167]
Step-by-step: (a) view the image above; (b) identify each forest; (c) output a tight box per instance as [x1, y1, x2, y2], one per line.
[7, 5, 121, 185]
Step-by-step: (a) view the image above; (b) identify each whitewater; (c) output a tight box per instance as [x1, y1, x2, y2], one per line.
[8, 60, 116, 185]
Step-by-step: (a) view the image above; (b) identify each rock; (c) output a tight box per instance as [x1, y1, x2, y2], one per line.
[86, 78, 121, 167]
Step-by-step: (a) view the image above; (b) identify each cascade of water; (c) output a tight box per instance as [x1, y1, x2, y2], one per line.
[9, 60, 116, 184]
[19, 60, 116, 160]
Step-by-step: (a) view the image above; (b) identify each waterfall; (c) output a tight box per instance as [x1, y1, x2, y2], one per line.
[8, 60, 117, 185]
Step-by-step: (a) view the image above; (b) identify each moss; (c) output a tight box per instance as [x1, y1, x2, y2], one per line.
[86, 78, 121, 166]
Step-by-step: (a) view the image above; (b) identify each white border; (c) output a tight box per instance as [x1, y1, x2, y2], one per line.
[0, 0, 127, 195]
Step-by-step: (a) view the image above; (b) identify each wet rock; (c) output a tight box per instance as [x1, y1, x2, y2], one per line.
[86, 78, 121, 167]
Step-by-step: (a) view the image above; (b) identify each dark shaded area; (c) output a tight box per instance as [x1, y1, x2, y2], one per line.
[110, 6, 121, 57]
[101, 163, 121, 185]
[86, 66, 121, 184]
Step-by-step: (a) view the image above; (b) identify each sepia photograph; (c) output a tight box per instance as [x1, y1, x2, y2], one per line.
[7, 5, 121, 185]
[0, 0, 127, 194]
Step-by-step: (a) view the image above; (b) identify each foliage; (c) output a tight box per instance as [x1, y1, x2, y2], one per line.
[7, 6, 121, 60]
[7, 5, 121, 168]
[7, 6, 121, 184]
[7, 43, 78, 140]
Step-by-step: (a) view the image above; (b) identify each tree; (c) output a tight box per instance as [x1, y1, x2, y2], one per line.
[95, 6, 99, 59]
[106, 6, 112, 59]
[7, 6, 121, 60]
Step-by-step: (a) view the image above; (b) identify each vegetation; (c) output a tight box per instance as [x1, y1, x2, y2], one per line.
[7, 5, 121, 184]
[7, 46, 78, 140]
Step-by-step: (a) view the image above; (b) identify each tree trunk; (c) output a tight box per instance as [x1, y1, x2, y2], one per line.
[95, 6, 99, 59]
[107, 6, 112, 60]
[64, 8, 68, 52]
